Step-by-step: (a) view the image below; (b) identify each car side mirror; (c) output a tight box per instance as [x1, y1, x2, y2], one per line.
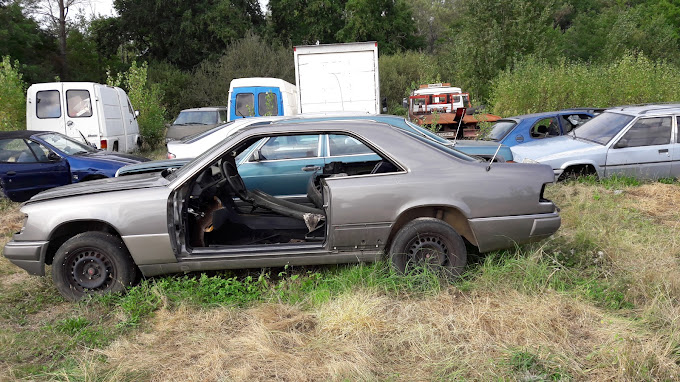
[135, 110, 140, 118]
[48, 152, 61, 161]
[615, 139, 628, 149]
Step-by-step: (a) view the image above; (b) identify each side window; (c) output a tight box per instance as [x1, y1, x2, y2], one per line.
[0, 139, 36, 163]
[235, 93, 254, 117]
[66, 90, 92, 118]
[560, 114, 591, 134]
[126, 97, 134, 116]
[258, 92, 279, 116]
[258, 135, 319, 160]
[328, 134, 374, 156]
[618, 117, 672, 147]
[27, 140, 50, 162]
[36, 90, 61, 119]
[531, 117, 559, 138]
[219, 110, 227, 123]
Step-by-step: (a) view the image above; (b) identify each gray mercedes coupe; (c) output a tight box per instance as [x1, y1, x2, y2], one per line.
[4, 120, 561, 301]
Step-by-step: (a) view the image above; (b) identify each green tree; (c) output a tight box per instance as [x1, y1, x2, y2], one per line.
[108, 61, 166, 148]
[336, 0, 423, 54]
[379, 51, 438, 113]
[114, 0, 265, 70]
[0, 56, 27, 131]
[267, 0, 346, 45]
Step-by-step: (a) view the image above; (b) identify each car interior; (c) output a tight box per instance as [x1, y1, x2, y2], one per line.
[182, 133, 400, 249]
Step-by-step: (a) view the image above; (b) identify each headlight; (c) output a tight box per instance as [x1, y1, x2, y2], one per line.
[18, 213, 28, 234]
[522, 158, 539, 164]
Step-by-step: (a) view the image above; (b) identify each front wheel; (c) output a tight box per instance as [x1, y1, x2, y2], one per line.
[389, 218, 467, 277]
[52, 232, 137, 301]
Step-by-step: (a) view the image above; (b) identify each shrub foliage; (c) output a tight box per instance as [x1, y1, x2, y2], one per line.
[0, 56, 26, 131]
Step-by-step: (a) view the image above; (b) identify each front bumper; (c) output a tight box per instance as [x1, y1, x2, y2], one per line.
[3, 240, 49, 276]
[469, 212, 561, 253]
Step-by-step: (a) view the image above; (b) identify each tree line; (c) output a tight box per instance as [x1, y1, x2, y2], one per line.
[2, 0, 680, 139]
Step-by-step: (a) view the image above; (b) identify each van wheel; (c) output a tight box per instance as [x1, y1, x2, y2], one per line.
[112, 141, 119, 152]
[52, 232, 136, 301]
[389, 218, 467, 277]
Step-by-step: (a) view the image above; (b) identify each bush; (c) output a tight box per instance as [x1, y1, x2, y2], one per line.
[489, 52, 680, 117]
[0, 56, 26, 131]
[108, 62, 167, 148]
[379, 51, 439, 114]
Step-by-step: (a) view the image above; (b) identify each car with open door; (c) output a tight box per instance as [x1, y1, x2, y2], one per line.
[4, 121, 560, 301]
[0, 130, 148, 202]
[486, 110, 594, 147]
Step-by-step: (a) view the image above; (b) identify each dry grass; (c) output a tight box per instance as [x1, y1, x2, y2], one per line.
[78, 289, 679, 381]
[2, 182, 680, 380]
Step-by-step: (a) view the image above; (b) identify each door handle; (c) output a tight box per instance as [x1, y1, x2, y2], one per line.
[6, 171, 15, 176]
[67, 120, 74, 127]
[659, 149, 669, 154]
[302, 165, 321, 172]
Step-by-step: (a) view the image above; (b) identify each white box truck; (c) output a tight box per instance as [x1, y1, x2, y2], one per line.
[26, 82, 141, 153]
[294, 41, 380, 114]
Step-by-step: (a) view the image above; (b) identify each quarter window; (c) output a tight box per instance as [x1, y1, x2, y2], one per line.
[235, 93, 255, 117]
[328, 134, 374, 156]
[258, 92, 278, 116]
[66, 90, 92, 118]
[531, 117, 560, 138]
[36, 90, 61, 119]
[618, 117, 671, 147]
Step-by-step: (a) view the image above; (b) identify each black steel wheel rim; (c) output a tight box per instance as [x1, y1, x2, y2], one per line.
[67, 248, 115, 291]
[406, 234, 449, 268]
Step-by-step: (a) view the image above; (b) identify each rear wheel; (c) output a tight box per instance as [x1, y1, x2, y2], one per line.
[52, 232, 136, 301]
[389, 218, 467, 277]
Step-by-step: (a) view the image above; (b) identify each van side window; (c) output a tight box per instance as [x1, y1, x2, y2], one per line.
[258, 92, 278, 116]
[236, 93, 254, 117]
[36, 90, 61, 119]
[66, 90, 92, 118]
[126, 97, 134, 115]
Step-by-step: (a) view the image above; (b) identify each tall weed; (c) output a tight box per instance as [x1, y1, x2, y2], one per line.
[0, 56, 26, 131]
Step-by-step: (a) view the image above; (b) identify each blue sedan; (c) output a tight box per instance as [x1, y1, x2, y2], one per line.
[486, 110, 594, 147]
[0, 130, 148, 202]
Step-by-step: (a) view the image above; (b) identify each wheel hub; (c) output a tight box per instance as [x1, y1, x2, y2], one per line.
[71, 251, 111, 290]
[408, 235, 448, 267]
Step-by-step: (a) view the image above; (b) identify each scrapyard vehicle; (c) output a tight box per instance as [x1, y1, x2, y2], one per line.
[407, 83, 501, 139]
[4, 120, 560, 301]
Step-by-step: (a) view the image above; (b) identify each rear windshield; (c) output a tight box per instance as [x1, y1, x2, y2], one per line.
[487, 120, 517, 141]
[402, 130, 478, 162]
[174, 111, 219, 125]
[572, 112, 635, 145]
[404, 120, 452, 145]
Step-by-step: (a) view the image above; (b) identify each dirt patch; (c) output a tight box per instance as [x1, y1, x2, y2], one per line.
[0, 204, 23, 237]
[625, 184, 680, 225]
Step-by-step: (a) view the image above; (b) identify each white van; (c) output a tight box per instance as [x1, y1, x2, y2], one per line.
[26, 82, 141, 152]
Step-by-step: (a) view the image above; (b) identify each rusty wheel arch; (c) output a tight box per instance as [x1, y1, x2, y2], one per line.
[386, 206, 478, 250]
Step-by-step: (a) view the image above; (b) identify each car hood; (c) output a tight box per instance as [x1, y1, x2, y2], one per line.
[75, 151, 149, 165]
[511, 136, 601, 162]
[27, 173, 168, 203]
[116, 158, 192, 176]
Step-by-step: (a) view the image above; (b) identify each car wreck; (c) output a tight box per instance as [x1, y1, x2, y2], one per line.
[4, 121, 560, 301]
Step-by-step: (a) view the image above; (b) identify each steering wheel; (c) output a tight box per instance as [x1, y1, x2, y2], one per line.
[221, 159, 249, 201]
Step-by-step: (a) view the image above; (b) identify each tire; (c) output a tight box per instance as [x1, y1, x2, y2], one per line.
[389, 218, 467, 277]
[52, 232, 137, 301]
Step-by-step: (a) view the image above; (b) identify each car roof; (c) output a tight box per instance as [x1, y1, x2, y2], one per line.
[603, 103, 680, 116]
[502, 110, 595, 121]
[180, 106, 227, 112]
[0, 130, 50, 140]
[241, 119, 393, 135]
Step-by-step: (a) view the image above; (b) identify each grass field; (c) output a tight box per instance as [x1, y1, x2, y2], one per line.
[0, 179, 679, 381]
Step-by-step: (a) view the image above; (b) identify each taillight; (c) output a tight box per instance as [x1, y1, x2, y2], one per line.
[100, 140, 108, 149]
[167, 153, 176, 159]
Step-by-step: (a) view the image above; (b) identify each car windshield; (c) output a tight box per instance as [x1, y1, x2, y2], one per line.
[403, 120, 452, 145]
[487, 120, 518, 141]
[38, 132, 96, 155]
[571, 112, 635, 145]
[174, 111, 218, 125]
